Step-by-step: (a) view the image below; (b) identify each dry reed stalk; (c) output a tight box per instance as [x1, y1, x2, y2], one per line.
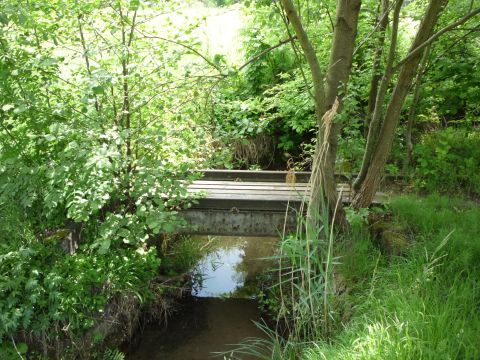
[305, 97, 339, 229]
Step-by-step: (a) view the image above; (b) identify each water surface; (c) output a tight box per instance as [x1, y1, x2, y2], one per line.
[127, 236, 277, 360]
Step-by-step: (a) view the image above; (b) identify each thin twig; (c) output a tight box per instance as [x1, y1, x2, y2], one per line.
[10, 336, 25, 360]
[136, 29, 222, 72]
[238, 36, 297, 71]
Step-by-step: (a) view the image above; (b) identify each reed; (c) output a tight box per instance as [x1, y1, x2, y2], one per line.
[226, 195, 480, 360]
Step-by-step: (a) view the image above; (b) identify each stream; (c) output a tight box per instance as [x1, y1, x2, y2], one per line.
[127, 236, 278, 360]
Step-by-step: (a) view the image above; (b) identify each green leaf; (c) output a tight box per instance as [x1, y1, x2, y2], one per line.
[129, 0, 140, 9]
[17, 14, 27, 26]
[118, 228, 130, 238]
[13, 104, 27, 114]
[16, 343, 28, 354]
[92, 86, 105, 95]
[40, 57, 57, 67]
[0, 13, 9, 25]
[146, 217, 159, 230]
[98, 239, 111, 254]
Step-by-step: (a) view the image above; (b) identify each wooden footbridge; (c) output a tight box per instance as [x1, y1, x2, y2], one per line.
[180, 170, 388, 236]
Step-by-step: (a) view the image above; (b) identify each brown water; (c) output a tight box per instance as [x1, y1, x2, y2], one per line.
[127, 236, 278, 360]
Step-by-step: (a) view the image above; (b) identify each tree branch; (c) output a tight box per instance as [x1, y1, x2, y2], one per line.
[422, 24, 480, 75]
[76, 6, 100, 112]
[136, 29, 222, 73]
[238, 36, 297, 71]
[394, 7, 480, 71]
[353, 0, 398, 56]
[280, 0, 326, 117]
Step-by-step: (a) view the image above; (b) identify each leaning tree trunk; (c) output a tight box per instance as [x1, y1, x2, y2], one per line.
[365, 0, 389, 136]
[352, 0, 448, 208]
[402, 45, 431, 174]
[354, 0, 403, 192]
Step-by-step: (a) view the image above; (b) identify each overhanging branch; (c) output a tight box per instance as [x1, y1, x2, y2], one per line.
[394, 7, 480, 71]
[238, 36, 297, 71]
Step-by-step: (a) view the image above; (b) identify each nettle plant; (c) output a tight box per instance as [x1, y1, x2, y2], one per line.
[0, 0, 218, 252]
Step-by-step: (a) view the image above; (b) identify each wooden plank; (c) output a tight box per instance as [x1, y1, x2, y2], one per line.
[188, 184, 311, 191]
[189, 181, 350, 190]
[193, 193, 309, 201]
[188, 187, 350, 194]
[187, 189, 351, 198]
[200, 169, 311, 182]
[190, 180, 312, 186]
[188, 190, 312, 197]
[192, 194, 352, 203]
[189, 181, 312, 187]
[199, 169, 405, 183]
[188, 182, 350, 194]
[188, 186, 313, 193]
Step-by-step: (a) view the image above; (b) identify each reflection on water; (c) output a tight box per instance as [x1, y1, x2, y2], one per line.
[192, 236, 277, 298]
[127, 236, 278, 360]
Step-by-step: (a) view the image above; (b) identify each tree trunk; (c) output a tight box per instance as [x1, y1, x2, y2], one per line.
[354, 0, 403, 192]
[280, 0, 361, 228]
[280, 0, 326, 118]
[352, 0, 447, 208]
[402, 45, 430, 174]
[318, 0, 362, 226]
[365, 0, 389, 136]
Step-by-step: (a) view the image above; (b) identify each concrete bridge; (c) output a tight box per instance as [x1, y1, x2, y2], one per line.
[179, 170, 387, 236]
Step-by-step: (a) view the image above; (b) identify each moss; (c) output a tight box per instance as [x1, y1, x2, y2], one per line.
[369, 219, 409, 256]
[379, 230, 409, 256]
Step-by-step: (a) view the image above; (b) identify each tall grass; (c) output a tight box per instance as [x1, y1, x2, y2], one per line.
[223, 186, 342, 359]
[230, 194, 480, 360]
[274, 206, 339, 340]
[299, 195, 480, 359]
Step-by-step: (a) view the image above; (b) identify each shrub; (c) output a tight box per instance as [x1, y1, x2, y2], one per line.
[0, 205, 160, 350]
[413, 129, 480, 196]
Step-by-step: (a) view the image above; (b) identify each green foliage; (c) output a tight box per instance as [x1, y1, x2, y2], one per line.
[102, 348, 125, 360]
[0, 206, 160, 341]
[0, 341, 29, 360]
[413, 129, 480, 196]
[260, 195, 480, 359]
[345, 207, 369, 229]
[0, 0, 213, 353]
[159, 235, 205, 276]
[0, 0, 211, 242]
[420, 1, 480, 122]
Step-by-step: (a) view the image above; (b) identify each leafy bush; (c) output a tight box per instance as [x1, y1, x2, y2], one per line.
[413, 129, 480, 196]
[0, 205, 160, 346]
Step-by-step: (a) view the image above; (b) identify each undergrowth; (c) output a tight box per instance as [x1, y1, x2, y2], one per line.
[413, 129, 480, 197]
[246, 195, 480, 359]
[0, 204, 190, 358]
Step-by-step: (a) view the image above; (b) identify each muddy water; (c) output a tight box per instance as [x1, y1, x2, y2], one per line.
[128, 236, 278, 360]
